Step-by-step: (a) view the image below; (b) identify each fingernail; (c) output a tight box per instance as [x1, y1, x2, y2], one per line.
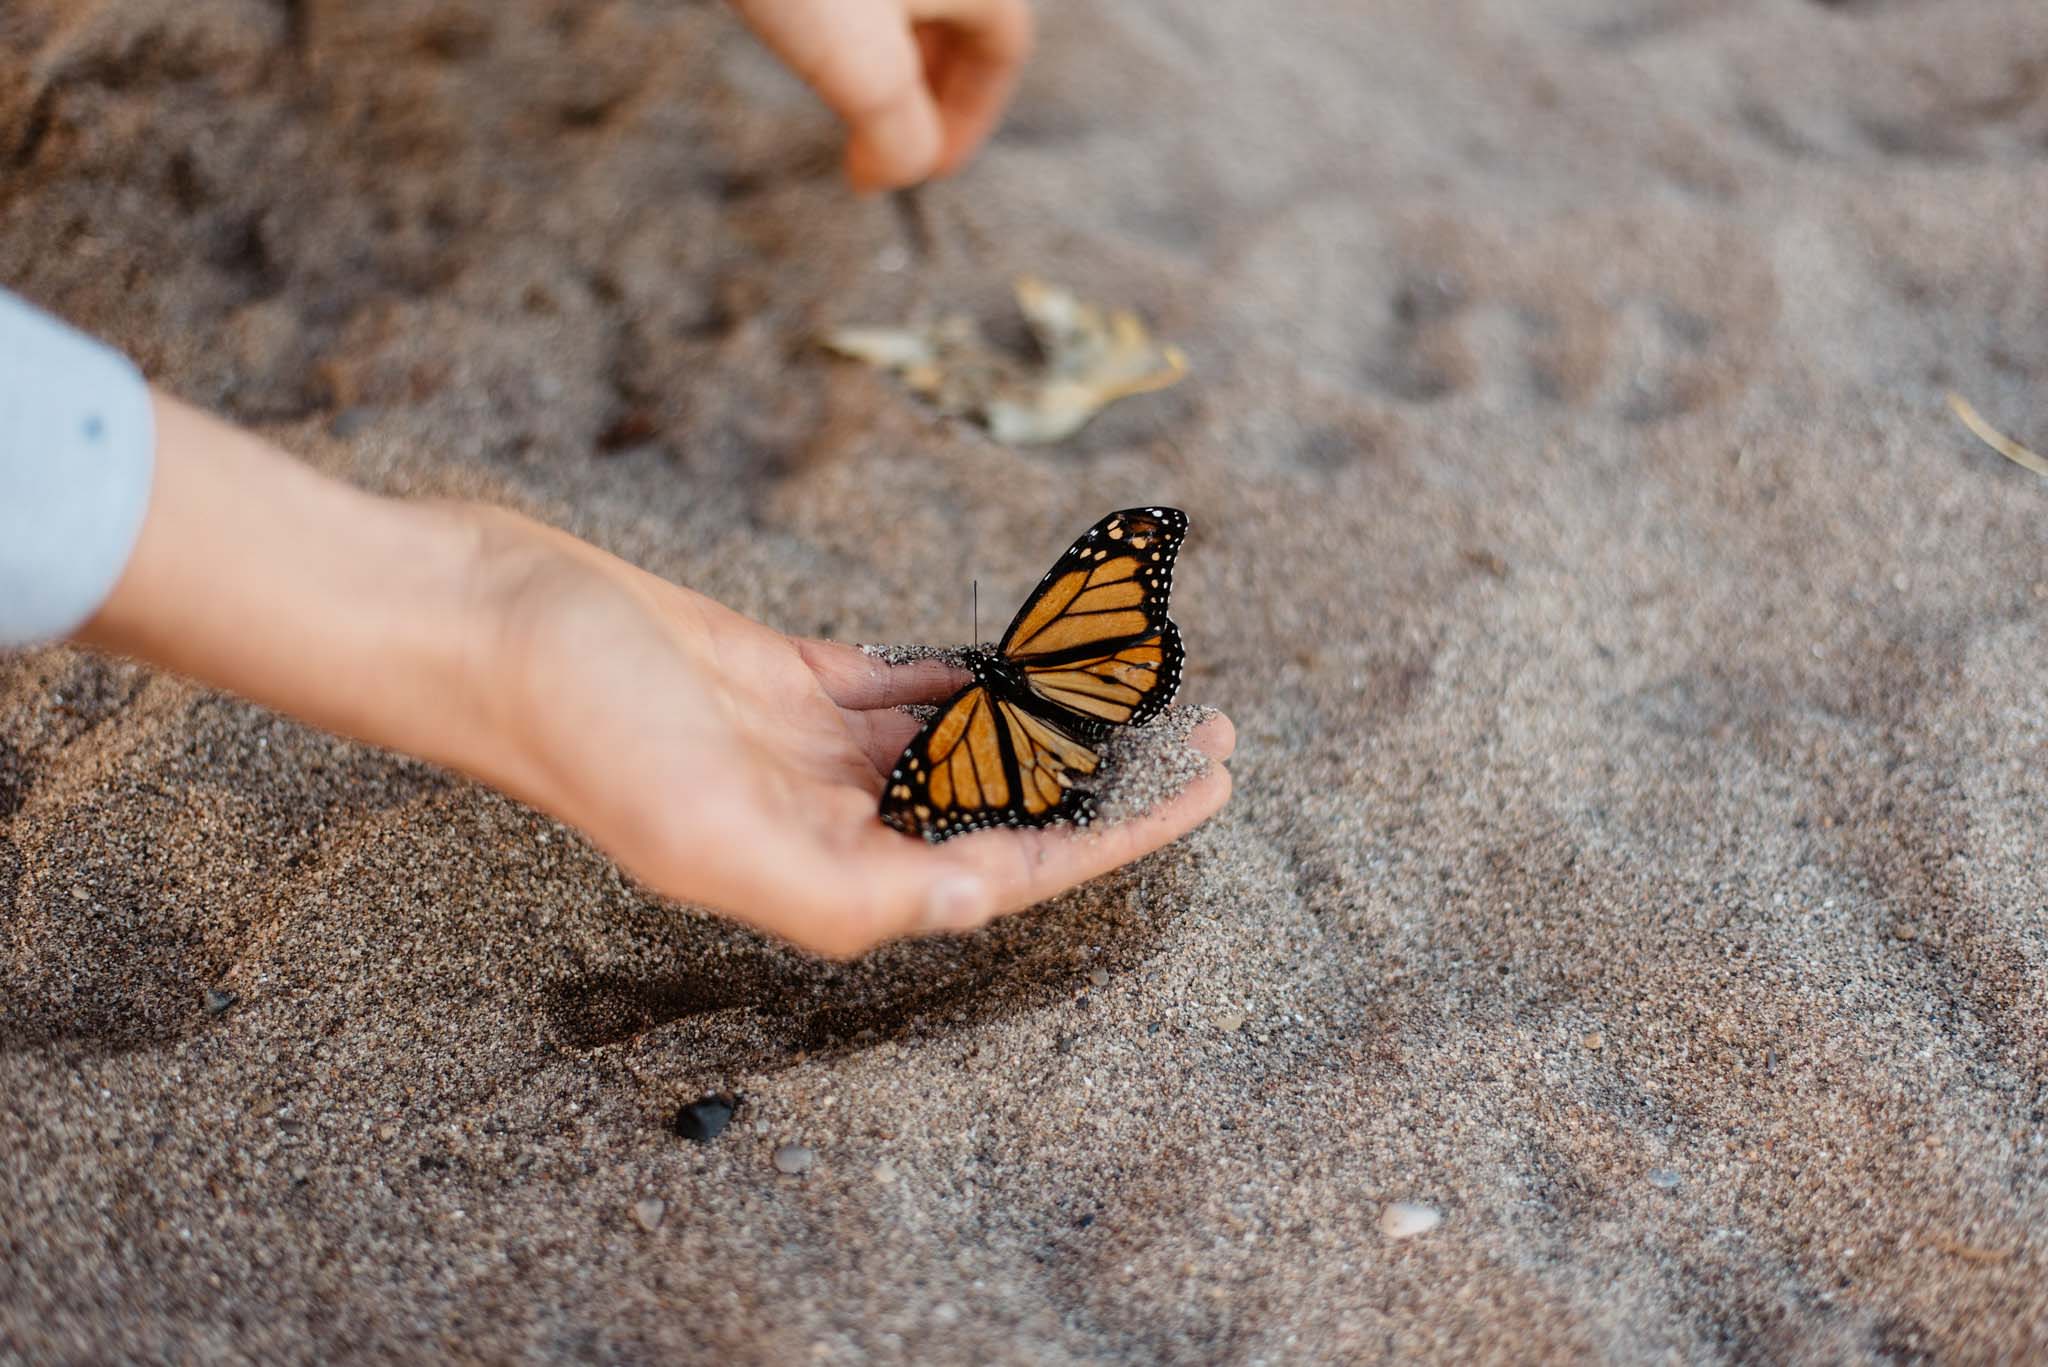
[920, 875, 991, 934]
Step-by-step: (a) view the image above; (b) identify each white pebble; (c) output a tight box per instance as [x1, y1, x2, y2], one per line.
[1648, 1167, 1681, 1190]
[1381, 1202, 1442, 1240]
[632, 1197, 666, 1231]
[773, 1143, 816, 1175]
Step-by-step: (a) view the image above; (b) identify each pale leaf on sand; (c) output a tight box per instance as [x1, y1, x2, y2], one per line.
[823, 276, 1187, 445]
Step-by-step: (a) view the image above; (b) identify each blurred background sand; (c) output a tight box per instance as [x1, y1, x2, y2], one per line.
[3, 0, 2046, 1358]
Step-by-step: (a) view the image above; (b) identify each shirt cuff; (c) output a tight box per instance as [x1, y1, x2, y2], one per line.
[0, 289, 156, 647]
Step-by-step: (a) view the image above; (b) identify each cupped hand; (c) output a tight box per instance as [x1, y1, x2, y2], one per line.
[730, 0, 1034, 190]
[464, 510, 1232, 957]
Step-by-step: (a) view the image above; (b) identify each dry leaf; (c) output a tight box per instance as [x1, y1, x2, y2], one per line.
[823, 276, 1188, 444]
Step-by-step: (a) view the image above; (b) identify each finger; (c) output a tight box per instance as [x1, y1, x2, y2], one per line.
[796, 637, 970, 709]
[1186, 710, 1236, 763]
[937, 761, 1233, 919]
[686, 710, 1234, 959]
[731, 0, 945, 190]
[843, 82, 945, 192]
[838, 746, 1234, 947]
[910, 0, 1034, 177]
[717, 745, 1227, 958]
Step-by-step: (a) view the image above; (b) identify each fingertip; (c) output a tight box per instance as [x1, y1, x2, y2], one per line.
[1189, 711, 1237, 762]
[800, 638, 969, 709]
[1122, 762, 1233, 847]
[1188, 756, 1233, 821]
[889, 656, 974, 699]
[844, 89, 944, 190]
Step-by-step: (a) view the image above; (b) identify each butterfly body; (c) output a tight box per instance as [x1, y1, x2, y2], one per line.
[881, 507, 1189, 843]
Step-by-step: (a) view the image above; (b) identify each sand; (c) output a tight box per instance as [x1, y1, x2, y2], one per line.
[4, 0, 2048, 1360]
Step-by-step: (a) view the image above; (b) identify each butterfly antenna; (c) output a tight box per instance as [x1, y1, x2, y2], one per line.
[972, 579, 979, 646]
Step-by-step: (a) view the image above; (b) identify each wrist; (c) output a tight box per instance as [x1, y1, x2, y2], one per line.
[80, 394, 501, 783]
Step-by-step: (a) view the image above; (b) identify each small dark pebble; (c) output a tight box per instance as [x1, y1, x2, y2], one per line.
[327, 407, 376, 439]
[204, 989, 238, 1015]
[598, 409, 660, 453]
[1055, 1034, 1076, 1055]
[673, 1094, 736, 1143]
[1075, 1213, 1095, 1229]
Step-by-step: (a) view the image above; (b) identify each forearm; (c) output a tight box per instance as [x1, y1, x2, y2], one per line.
[79, 392, 498, 778]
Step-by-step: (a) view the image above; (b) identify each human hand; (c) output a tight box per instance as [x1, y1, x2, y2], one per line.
[460, 509, 1234, 956]
[729, 0, 1034, 191]
[81, 393, 1232, 958]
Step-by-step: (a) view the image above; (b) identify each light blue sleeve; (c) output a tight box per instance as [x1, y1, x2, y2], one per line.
[0, 289, 156, 647]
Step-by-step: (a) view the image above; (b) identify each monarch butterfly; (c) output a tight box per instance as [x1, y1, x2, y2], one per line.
[881, 507, 1188, 842]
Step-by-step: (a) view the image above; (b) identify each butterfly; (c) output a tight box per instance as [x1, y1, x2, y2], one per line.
[880, 507, 1189, 843]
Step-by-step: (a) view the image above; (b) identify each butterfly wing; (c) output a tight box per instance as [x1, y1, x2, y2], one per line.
[991, 693, 1101, 828]
[999, 507, 1187, 730]
[880, 507, 1187, 843]
[880, 680, 1103, 843]
[1015, 618, 1184, 730]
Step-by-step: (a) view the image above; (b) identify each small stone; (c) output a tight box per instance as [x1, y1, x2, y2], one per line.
[1648, 1167, 1682, 1190]
[1581, 1031, 1603, 1051]
[1893, 924, 1918, 941]
[1088, 969, 1110, 989]
[773, 1143, 815, 1176]
[204, 989, 239, 1015]
[327, 407, 376, 439]
[1215, 1012, 1247, 1033]
[873, 1160, 897, 1185]
[632, 1197, 666, 1231]
[672, 1095, 736, 1144]
[597, 408, 659, 453]
[1381, 1202, 1441, 1240]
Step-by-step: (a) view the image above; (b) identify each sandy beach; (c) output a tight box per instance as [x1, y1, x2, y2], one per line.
[4, 0, 2048, 1359]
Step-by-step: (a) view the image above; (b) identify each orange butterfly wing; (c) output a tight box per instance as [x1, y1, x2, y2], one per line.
[881, 507, 1188, 843]
[1001, 507, 1186, 730]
